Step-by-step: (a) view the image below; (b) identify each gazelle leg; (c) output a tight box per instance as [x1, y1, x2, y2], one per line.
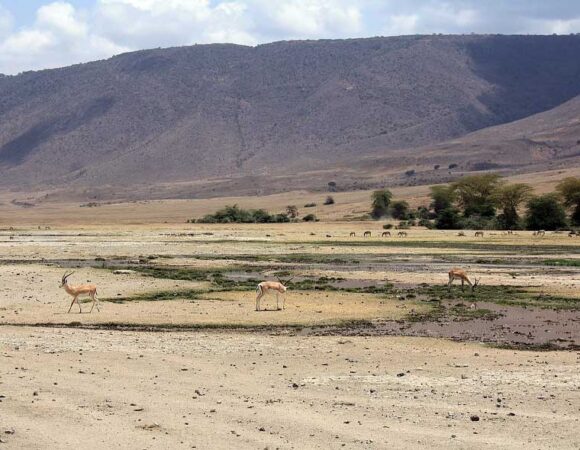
[94, 293, 100, 312]
[276, 293, 280, 310]
[447, 276, 453, 290]
[256, 293, 263, 311]
[461, 279, 465, 292]
[67, 296, 76, 313]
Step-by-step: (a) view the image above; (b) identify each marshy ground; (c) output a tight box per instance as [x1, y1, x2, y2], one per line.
[0, 223, 579, 448]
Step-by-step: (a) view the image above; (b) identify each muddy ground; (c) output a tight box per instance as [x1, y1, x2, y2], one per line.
[0, 223, 579, 448]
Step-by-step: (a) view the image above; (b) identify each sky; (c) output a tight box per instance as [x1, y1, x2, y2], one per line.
[0, 0, 579, 74]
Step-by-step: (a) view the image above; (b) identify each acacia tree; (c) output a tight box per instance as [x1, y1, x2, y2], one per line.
[429, 185, 455, 214]
[556, 177, 580, 226]
[492, 183, 533, 229]
[452, 174, 502, 217]
[371, 189, 393, 219]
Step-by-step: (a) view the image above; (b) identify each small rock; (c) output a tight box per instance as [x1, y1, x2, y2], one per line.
[470, 415, 480, 422]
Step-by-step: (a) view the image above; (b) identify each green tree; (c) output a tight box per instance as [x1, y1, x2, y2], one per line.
[390, 200, 410, 220]
[492, 183, 533, 229]
[371, 189, 393, 219]
[286, 205, 299, 218]
[435, 207, 462, 229]
[556, 177, 580, 225]
[429, 185, 455, 214]
[525, 194, 568, 230]
[452, 174, 502, 217]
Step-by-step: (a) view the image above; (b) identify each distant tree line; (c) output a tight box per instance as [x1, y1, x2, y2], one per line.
[371, 175, 580, 231]
[190, 204, 319, 223]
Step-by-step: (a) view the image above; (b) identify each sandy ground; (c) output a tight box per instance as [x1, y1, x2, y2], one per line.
[0, 224, 579, 448]
[0, 328, 578, 449]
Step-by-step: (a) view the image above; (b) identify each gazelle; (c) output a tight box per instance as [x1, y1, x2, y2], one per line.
[255, 276, 293, 311]
[397, 231, 407, 237]
[60, 271, 100, 313]
[474, 231, 484, 237]
[381, 231, 391, 237]
[447, 268, 480, 292]
[363, 231, 371, 237]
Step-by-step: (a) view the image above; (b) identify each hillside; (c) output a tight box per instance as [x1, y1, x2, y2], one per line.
[1, 34, 580, 199]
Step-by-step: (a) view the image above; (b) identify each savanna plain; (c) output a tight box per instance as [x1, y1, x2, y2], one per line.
[0, 206, 579, 449]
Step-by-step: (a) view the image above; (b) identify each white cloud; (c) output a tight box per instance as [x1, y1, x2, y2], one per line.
[0, 1, 579, 74]
[0, 1, 127, 74]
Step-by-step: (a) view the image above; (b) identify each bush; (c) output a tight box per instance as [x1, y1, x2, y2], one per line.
[435, 207, 462, 229]
[418, 218, 434, 229]
[390, 200, 410, 220]
[397, 221, 411, 229]
[460, 215, 495, 230]
[324, 196, 335, 205]
[382, 223, 394, 229]
[304, 202, 317, 208]
[302, 214, 318, 222]
[405, 169, 416, 177]
[448, 163, 458, 169]
[434, 164, 440, 170]
[525, 194, 568, 230]
[195, 205, 290, 224]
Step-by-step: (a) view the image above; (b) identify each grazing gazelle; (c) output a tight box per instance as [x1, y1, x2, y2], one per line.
[350, 232, 356, 237]
[255, 277, 293, 311]
[447, 268, 480, 292]
[60, 271, 100, 313]
[474, 231, 484, 237]
[363, 231, 371, 237]
[381, 231, 391, 237]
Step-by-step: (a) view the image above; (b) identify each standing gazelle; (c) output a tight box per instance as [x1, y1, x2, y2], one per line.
[447, 268, 480, 292]
[60, 271, 100, 313]
[255, 277, 293, 311]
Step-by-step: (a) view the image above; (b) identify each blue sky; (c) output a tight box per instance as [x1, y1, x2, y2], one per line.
[1, 0, 580, 74]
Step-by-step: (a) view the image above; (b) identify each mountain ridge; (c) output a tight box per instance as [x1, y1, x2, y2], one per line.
[1, 34, 580, 199]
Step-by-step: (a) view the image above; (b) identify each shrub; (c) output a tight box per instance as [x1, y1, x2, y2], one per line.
[525, 194, 568, 230]
[382, 223, 394, 230]
[418, 218, 434, 229]
[448, 163, 458, 169]
[390, 200, 410, 220]
[397, 221, 411, 229]
[302, 214, 318, 222]
[304, 202, 317, 208]
[434, 164, 440, 170]
[435, 207, 461, 229]
[405, 169, 416, 177]
[195, 204, 290, 224]
[324, 196, 335, 205]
